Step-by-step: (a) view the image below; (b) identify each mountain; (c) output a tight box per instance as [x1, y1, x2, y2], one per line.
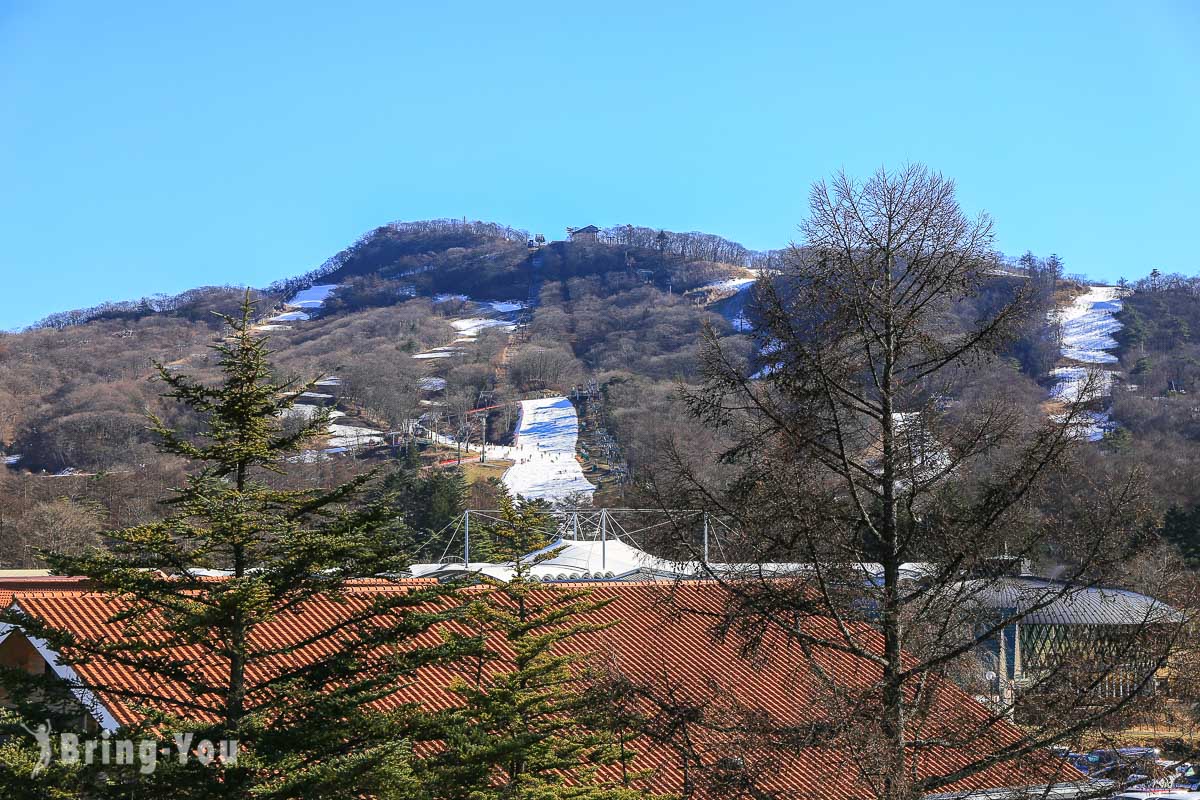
[2, 219, 1197, 567]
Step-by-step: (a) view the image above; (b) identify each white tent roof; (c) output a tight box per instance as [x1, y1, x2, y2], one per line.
[521, 537, 679, 579]
[410, 537, 680, 582]
[410, 537, 937, 585]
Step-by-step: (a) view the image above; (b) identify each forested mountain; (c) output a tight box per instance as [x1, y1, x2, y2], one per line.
[0, 218, 1196, 568]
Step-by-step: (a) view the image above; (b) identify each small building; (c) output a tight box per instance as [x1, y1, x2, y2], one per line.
[961, 574, 1179, 705]
[566, 225, 600, 243]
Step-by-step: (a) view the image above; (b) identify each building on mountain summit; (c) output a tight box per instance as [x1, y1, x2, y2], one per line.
[566, 224, 600, 242]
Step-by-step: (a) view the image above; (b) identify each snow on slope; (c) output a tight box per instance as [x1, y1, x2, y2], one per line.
[1048, 286, 1125, 440]
[1057, 286, 1123, 364]
[701, 277, 756, 293]
[254, 284, 339, 331]
[267, 310, 311, 323]
[1048, 366, 1114, 405]
[501, 397, 595, 504]
[419, 377, 447, 391]
[280, 403, 383, 452]
[326, 422, 383, 448]
[412, 296, 521, 359]
[450, 317, 515, 341]
[484, 300, 526, 313]
[287, 284, 339, 308]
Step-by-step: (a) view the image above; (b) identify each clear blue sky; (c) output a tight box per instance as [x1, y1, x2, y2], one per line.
[2, 1, 1197, 329]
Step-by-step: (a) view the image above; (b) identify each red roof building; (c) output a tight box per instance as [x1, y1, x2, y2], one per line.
[0, 580, 1074, 798]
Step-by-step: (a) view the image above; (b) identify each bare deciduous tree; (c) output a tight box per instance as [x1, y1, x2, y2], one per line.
[647, 165, 1190, 800]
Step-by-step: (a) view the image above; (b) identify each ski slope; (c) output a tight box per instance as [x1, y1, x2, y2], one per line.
[266, 309, 310, 323]
[412, 396, 595, 504]
[501, 397, 595, 504]
[1048, 286, 1124, 440]
[287, 284, 339, 308]
[1057, 286, 1123, 364]
[254, 284, 339, 331]
[1048, 366, 1114, 405]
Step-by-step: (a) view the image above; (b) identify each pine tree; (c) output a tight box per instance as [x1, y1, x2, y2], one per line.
[0, 707, 86, 798]
[1161, 505, 1200, 568]
[1118, 305, 1149, 354]
[419, 498, 652, 800]
[372, 463, 470, 561]
[1045, 252, 1064, 292]
[2, 294, 467, 798]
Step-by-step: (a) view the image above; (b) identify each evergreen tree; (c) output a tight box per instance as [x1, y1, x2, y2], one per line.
[1042, 252, 1063, 296]
[479, 494, 555, 562]
[1117, 305, 1149, 354]
[375, 463, 469, 559]
[1160, 315, 1190, 351]
[0, 708, 86, 799]
[1161, 505, 1200, 568]
[1017, 250, 1038, 274]
[1, 294, 467, 798]
[419, 498, 651, 800]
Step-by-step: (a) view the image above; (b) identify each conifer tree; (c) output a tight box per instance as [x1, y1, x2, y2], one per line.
[419, 498, 651, 800]
[1162, 504, 1200, 568]
[374, 463, 469, 559]
[2, 294, 466, 798]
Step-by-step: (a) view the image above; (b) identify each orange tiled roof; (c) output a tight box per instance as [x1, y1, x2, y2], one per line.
[0, 575, 92, 608]
[5, 580, 1072, 798]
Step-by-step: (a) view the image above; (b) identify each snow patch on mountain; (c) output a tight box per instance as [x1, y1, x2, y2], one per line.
[287, 284, 339, 308]
[419, 377, 447, 391]
[1048, 286, 1125, 441]
[280, 402, 382, 452]
[484, 300, 527, 313]
[450, 317, 515, 340]
[701, 277, 756, 293]
[267, 310, 310, 323]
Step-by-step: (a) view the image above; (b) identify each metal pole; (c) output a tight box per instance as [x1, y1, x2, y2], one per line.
[464, 510, 470, 567]
[601, 510, 607, 571]
[703, 512, 709, 564]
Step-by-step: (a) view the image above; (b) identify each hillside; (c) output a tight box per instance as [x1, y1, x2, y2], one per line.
[2, 219, 1196, 567]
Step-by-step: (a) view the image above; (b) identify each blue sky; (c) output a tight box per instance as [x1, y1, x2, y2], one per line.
[1, 1, 1197, 329]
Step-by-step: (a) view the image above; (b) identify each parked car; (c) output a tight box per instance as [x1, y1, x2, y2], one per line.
[1175, 764, 1200, 790]
[1077, 748, 1164, 781]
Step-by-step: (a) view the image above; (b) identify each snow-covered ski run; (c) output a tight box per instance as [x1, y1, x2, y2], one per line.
[1048, 285, 1124, 440]
[500, 396, 596, 505]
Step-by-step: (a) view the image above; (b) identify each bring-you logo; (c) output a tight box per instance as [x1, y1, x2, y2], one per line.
[22, 720, 237, 776]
